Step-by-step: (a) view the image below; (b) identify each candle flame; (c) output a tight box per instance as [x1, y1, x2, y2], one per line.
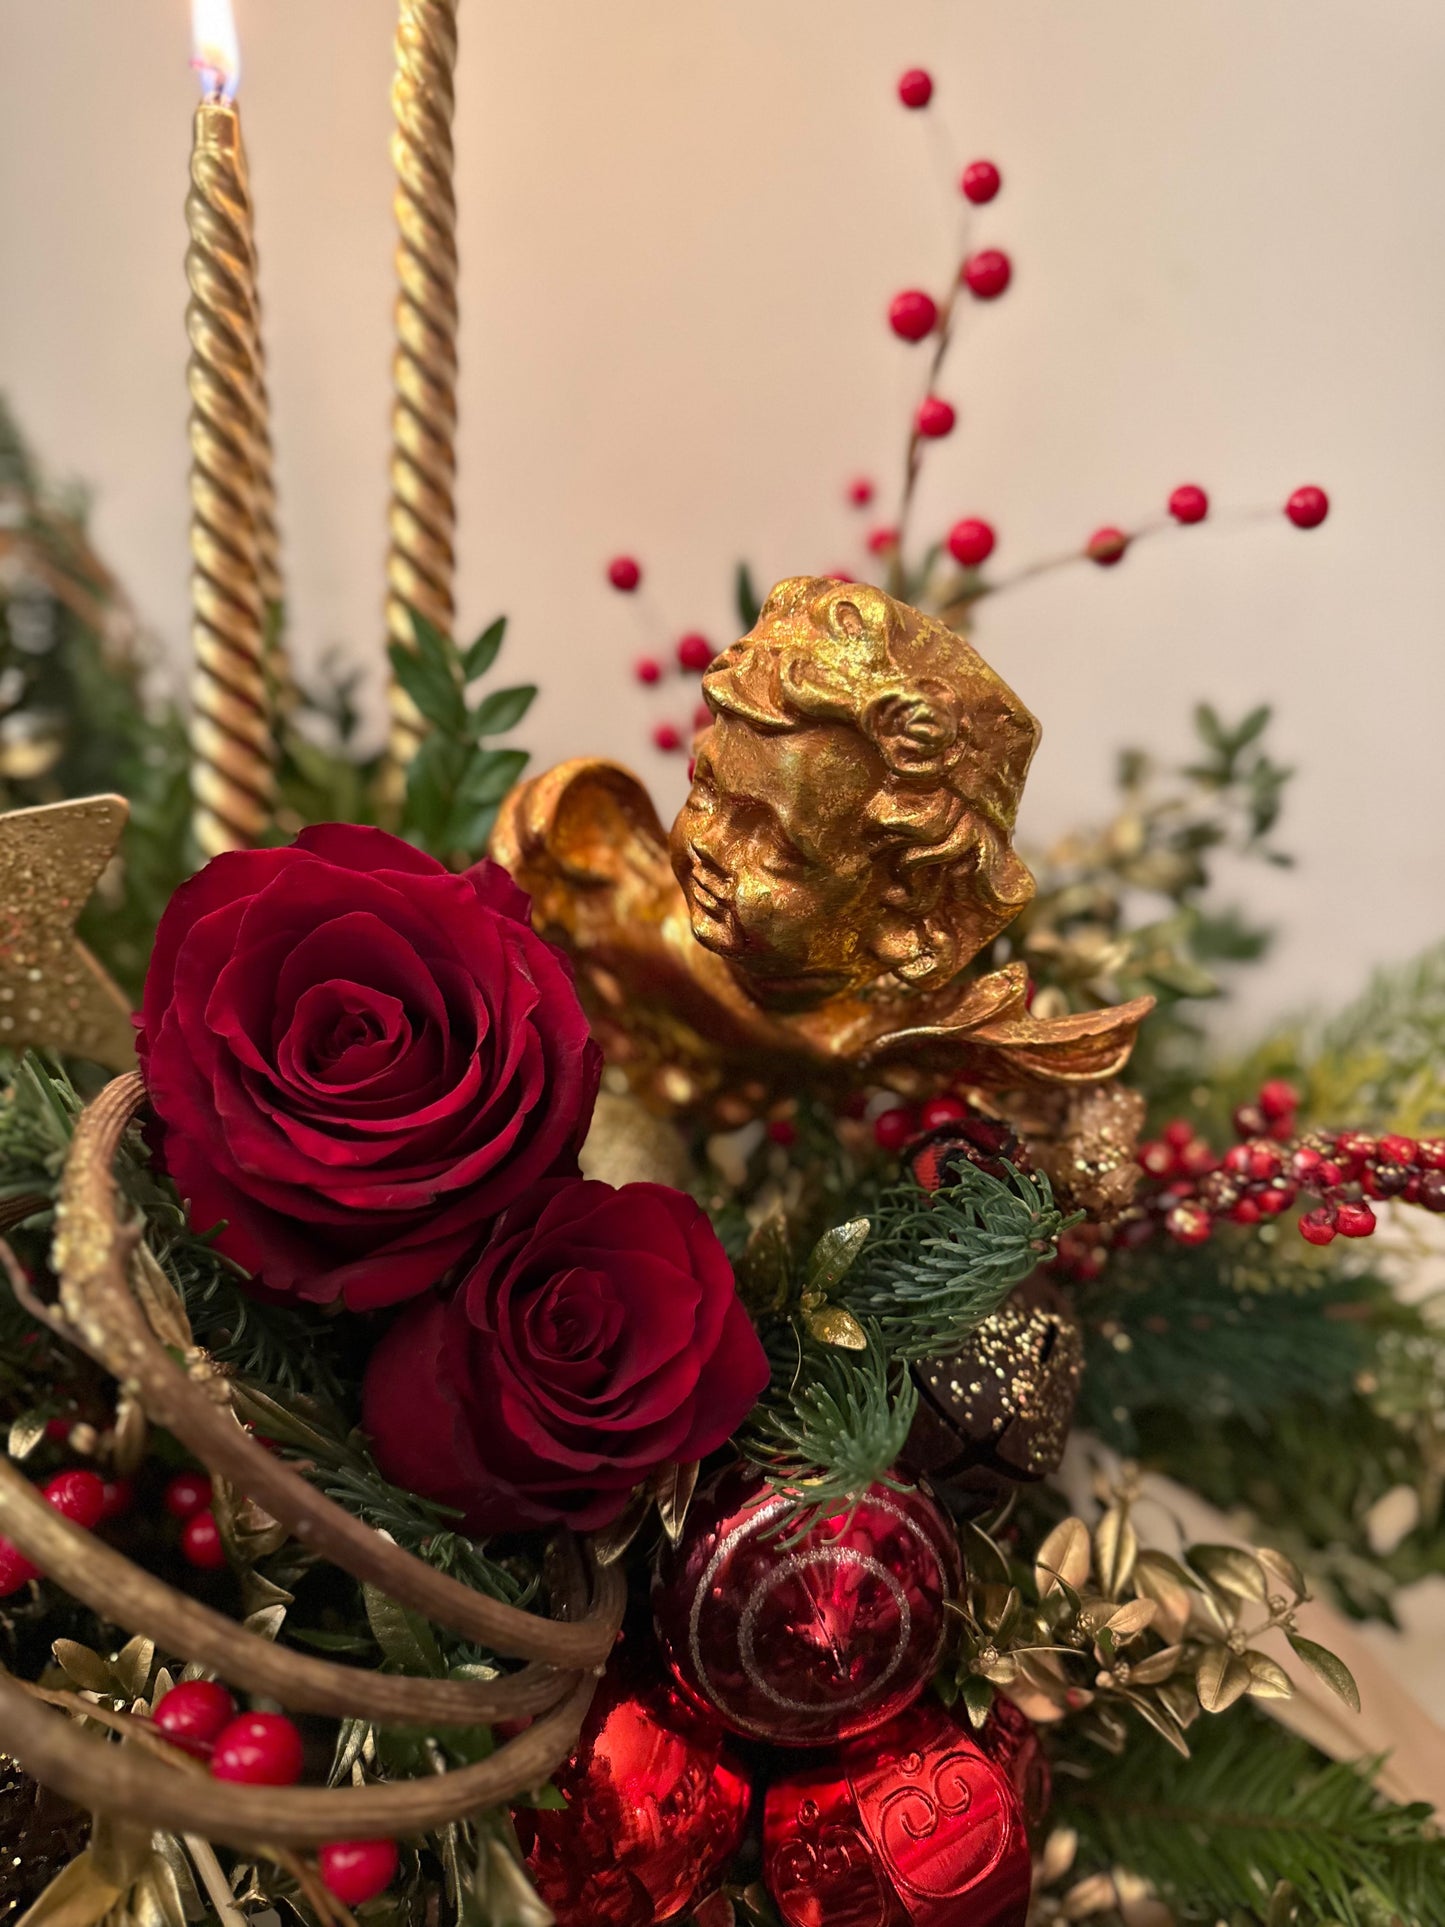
[192, 0, 240, 101]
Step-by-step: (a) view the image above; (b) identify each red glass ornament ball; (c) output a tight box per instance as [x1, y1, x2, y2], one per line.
[1285, 485, 1329, 529]
[677, 632, 714, 673]
[962, 250, 1011, 299]
[961, 159, 1002, 205]
[42, 1470, 106, 1530]
[515, 1647, 750, 1927]
[873, 1105, 918, 1153]
[763, 1698, 1030, 1927]
[210, 1712, 305, 1787]
[1168, 484, 1209, 524]
[653, 1463, 960, 1747]
[319, 1839, 400, 1907]
[153, 1681, 237, 1759]
[947, 518, 996, 568]
[634, 657, 662, 686]
[898, 68, 934, 108]
[915, 396, 957, 439]
[1087, 527, 1129, 566]
[181, 1511, 229, 1571]
[0, 1540, 40, 1597]
[163, 1471, 212, 1520]
[607, 555, 642, 591]
[889, 290, 939, 342]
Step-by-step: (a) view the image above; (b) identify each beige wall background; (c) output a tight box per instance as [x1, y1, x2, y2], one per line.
[2, 0, 1443, 1042]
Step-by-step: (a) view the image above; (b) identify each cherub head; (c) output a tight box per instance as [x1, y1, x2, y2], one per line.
[670, 576, 1040, 1011]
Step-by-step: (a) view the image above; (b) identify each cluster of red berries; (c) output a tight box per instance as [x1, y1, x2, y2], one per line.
[164, 1469, 229, 1571]
[0, 1468, 107, 1594]
[151, 1683, 397, 1904]
[871, 1091, 979, 1153]
[602, 556, 718, 754]
[1132, 1080, 1445, 1254]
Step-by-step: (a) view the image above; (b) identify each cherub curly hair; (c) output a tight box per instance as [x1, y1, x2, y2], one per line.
[700, 575, 1041, 990]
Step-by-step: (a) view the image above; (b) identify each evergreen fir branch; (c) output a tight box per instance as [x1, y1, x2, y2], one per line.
[742, 1328, 918, 1512]
[1056, 1710, 1445, 1926]
[839, 1164, 1070, 1360]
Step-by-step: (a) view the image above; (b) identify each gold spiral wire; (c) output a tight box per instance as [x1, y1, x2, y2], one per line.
[383, 0, 460, 792]
[187, 106, 275, 859]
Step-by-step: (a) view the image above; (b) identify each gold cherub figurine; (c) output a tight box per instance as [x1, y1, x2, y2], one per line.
[492, 576, 1152, 1125]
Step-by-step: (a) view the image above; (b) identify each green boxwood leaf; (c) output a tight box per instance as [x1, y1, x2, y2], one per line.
[471, 684, 537, 738]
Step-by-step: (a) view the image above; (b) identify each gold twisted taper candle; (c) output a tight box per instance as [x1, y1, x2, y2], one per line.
[384, 0, 461, 785]
[187, 98, 275, 858]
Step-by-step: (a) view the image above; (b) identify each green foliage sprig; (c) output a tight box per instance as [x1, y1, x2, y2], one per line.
[742, 1329, 919, 1515]
[391, 611, 534, 865]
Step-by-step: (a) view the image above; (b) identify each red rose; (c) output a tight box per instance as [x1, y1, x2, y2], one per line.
[138, 826, 600, 1309]
[361, 1178, 771, 1533]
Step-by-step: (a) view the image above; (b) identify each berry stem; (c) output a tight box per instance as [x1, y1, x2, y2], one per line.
[889, 212, 976, 590]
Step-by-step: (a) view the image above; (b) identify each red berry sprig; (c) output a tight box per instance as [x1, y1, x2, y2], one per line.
[888, 289, 940, 342]
[961, 159, 1002, 205]
[210, 1711, 305, 1787]
[153, 1680, 237, 1758]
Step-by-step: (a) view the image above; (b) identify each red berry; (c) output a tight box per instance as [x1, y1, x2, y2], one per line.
[1137, 1141, 1176, 1178]
[1233, 1103, 1267, 1139]
[1419, 1172, 1445, 1213]
[1087, 526, 1129, 566]
[1230, 1198, 1262, 1225]
[1180, 1138, 1218, 1176]
[1334, 1130, 1376, 1167]
[1299, 1206, 1338, 1246]
[1285, 485, 1329, 530]
[1165, 1202, 1212, 1246]
[888, 290, 939, 342]
[960, 159, 1001, 205]
[651, 723, 684, 754]
[873, 1106, 917, 1153]
[607, 555, 642, 591]
[676, 632, 712, 673]
[1162, 1119, 1195, 1150]
[1291, 1145, 1323, 1180]
[0, 1541, 40, 1596]
[847, 477, 875, 508]
[946, 517, 995, 568]
[1316, 1159, 1344, 1189]
[962, 250, 1011, 299]
[1420, 1139, 1445, 1172]
[1258, 1079, 1299, 1121]
[181, 1511, 228, 1571]
[1256, 1185, 1295, 1216]
[1168, 484, 1209, 525]
[1335, 1201, 1377, 1239]
[45, 1415, 75, 1442]
[1378, 1133, 1419, 1167]
[693, 703, 712, 732]
[897, 68, 934, 109]
[211, 1712, 304, 1787]
[767, 1118, 798, 1149]
[866, 525, 900, 555]
[1247, 1144, 1282, 1182]
[163, 1471, 212, 1520]
[319, 1839, 400, 1907]
[919, 1094, 969, 1132]
[98, 1476, 134, 1522]
[634, 657, 662, 686]
[915, 396, 957, 439]
[42, 1470, 105, 1530]
[1223, 1145, 1253, 1177]
[153, 1681, 237, 1758]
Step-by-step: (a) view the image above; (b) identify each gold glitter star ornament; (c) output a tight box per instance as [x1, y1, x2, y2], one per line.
[0, 795, 136, 1071]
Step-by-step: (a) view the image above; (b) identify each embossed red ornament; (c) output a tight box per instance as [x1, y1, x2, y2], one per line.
[762, 1700, 1030, 1927]
[652, 1464, 960, 1746]
[512, 1647, 750, 1927]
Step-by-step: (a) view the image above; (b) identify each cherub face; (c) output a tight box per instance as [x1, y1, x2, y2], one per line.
[671, 713, 889, 1008]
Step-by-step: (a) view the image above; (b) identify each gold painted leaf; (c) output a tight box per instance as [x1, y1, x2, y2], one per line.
[803, 1303, 869, 1350]
[1035, 1517, 1091, 1597]
[1286, 1632, 1361, 1713]
[1196, 1644, 1252, 1713]
[1256, 1546, 1308, 1601]
[1121, 1690, 1191, 1757]
[52, 1639, 114, 1695]
[109, 1635, 155, 1703]
[1095, 1505, 1138, 1597]
[1133, 1553, 1196, 1643]
[1244, 1651, 1295, 1700]
[805, 1217, 871, 1295]
[1187, 1543, 1268, 1604]
[1128, 1644, 1183, 1686]
[15, 1854, 123, 1927]
[653, 1459, 701, 1546]
[8, 1409, 49, 1460]
[1105, 1598, 1158, 1642]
